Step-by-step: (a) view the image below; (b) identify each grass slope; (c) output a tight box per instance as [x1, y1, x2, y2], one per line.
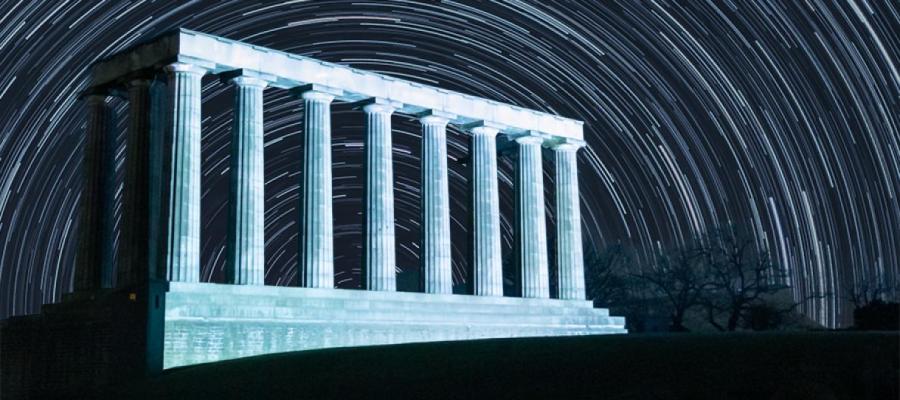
[109, 332, 898, 399]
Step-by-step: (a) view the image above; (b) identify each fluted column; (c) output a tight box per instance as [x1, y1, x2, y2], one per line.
[363, 100, 397, 291]
[225, 75, 267, 285]
[553, 141, 586, 300]
[469, 123, 503, 296]
[420, 112, 453, 294]
[119, 78, 153, 287]
[297, 86, 338, 288]
[75, 93, 116, 291]
[163, 63, 205, 282]
[516, 134, 549, 298]
[147, 79, 167, 280]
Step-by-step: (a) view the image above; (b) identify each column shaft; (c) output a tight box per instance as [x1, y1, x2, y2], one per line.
[420, 115, 452, 294]
[471, 126, 503, 296]
[555, 144, 585, 300]
[148, 79, 167, 280]
[163, 63, 204, 282]
[516, 136, 549, 298]
[226, 76, 266, 285]
[299, 91, 335, 288]
[363, 103, 396, 291]
[75, 94, 115, 290]
[119, 79, 152, 287]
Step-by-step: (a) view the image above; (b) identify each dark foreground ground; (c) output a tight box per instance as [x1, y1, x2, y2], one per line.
[106, 332, 898, 400]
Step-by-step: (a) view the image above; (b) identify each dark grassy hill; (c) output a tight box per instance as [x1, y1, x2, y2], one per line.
[107, 332, 898, 400]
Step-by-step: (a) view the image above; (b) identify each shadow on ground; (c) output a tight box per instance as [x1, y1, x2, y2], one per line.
[105, 332, 898, 399]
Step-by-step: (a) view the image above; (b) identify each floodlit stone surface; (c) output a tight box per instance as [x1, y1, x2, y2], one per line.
[62, 29, 628, 375]
[226, 75, 267, 285]
[298, 87, 339, 288]
[554, 140, 587, 300]
[469, 124, 504, 296]
[363, 101, 398, 291]
[162, 63, 204, 283]
[516, 135, 550, 298]
[90, 29, 583, 140]
[163, 282, 625, 369]
[420, 113, 453, 294]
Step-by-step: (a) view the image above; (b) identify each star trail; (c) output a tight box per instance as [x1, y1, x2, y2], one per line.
[0, 1, 897, 328]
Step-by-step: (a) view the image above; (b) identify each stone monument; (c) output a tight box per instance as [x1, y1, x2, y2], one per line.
[2, 29, 625, 396]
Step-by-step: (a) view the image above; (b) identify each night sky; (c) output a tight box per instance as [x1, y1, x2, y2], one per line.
[0, 1, 897, 328]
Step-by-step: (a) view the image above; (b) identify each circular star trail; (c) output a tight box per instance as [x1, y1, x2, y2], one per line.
[0, 1, 897, 328]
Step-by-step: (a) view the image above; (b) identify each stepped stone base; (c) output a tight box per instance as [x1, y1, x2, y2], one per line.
[164, 282, 626, 368]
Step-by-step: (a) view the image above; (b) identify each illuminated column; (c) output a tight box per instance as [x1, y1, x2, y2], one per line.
[75, 93, 116, 290]
[419, 111, 453, 294]
[296, 85, 339, 288]
[516, 133, 549, 298]
[163, 63, 205, 283]
[552, 140, 586, 300]
[469, 123, 503, 296]
[363, 99, 398, 291]
[225, 74, 267, 285]
[119, 78, 153, 287]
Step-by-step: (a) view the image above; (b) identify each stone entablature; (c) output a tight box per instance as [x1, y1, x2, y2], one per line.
[91, 29, 583, 140]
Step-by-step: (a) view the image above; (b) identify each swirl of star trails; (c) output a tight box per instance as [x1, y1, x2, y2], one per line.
[0, 0, 897, 328]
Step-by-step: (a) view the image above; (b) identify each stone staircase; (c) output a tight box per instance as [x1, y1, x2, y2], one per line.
[164, 282, 626, 368]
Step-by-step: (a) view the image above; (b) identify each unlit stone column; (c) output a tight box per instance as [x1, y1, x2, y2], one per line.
[469, 123, 503, 296]
[553, 141, 586, 300]
[148, 78, 167, 280]
[516, 134, 549, 298]
[419, 112, 453, 294]
[75, 93, 116, 290]
[163, 63, 205, 283]
[363, 100, 397, 291]
[225, 75, 267, 285]
[119, 78, 153, 287]
[297, 85, 339, 288]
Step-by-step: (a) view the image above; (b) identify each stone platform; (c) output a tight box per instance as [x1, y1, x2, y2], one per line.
[164, 282, 626, 368]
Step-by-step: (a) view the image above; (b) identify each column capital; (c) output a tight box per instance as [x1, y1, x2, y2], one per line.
[291, 83, 342, 102]
[509, 130, 553, 146]
[219, 68, 276, 86]
[164, 62, 208, 76]
[514, 135, 545, 146]
[547, 137, 587, 151]
[416, 110, 456, 126]
[126, 78, 153, 88]
[220, 71, 268, 88]
[357, 97, 401, 114]
[229, 76, 269, 89]
[462, 120, 505, 136]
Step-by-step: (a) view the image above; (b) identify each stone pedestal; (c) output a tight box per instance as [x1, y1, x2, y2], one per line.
[162, 282, 625, 368]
